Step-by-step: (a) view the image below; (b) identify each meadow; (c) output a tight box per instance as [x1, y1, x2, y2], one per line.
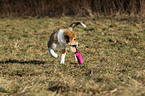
[0, 16, 145, 96]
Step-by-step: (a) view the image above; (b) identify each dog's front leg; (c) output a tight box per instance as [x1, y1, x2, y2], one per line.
[74, 54, 78, 62]
[48, 48, 58, 58]
[60, 49, 66, 64]
[70, 46, 78, 62]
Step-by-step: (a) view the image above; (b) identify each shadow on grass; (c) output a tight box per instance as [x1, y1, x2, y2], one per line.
[0, 59, 46, 65]
[48, 82, 70, 93]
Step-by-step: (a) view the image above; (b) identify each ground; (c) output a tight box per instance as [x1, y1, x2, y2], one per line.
[0, 16, 145, 96]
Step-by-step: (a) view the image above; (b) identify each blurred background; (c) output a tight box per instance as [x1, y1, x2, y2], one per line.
[0, 0, 144, 17]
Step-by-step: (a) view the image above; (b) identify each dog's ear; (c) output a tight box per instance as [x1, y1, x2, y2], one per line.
[65, 35, 70, 43]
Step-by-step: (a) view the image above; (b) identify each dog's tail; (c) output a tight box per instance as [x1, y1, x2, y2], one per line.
[68, 21, 86, 30]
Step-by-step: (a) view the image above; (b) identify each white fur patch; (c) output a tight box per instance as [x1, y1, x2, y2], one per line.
[81, 23, 87, 28]
[57, 29, 66, 49]
[51, 44, 57, 49]
[57, 29, 65, 43]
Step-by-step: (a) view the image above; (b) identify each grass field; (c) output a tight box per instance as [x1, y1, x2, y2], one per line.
[0, 16, 145, 96]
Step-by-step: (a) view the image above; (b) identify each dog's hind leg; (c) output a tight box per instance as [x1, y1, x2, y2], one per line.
[48, 48, 58, 58]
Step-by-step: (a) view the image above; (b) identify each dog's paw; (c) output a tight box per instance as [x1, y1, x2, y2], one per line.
[48, 48, 58, 58]
[53, 54, 58, 58]
[60, 61, 64, 64]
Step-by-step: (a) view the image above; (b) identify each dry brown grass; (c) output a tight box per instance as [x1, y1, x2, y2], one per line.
[0, 16, 145, 95]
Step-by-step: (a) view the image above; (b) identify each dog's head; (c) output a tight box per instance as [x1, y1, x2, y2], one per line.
[64, 30, 78, 46]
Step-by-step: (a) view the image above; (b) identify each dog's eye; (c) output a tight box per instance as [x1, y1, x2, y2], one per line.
[74, 39, 76, 40]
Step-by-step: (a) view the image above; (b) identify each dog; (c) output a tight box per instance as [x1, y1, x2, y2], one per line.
[47, 21, 86, 64]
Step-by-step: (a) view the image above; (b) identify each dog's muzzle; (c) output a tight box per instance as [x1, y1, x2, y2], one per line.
[67, 42, 79, 48]
[69, 44, 79, 48]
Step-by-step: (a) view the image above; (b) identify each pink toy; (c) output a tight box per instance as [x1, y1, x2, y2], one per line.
[75, 50, 83, 64]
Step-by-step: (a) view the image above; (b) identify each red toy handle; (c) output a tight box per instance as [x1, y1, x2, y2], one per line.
[75, 50, 83, 64]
